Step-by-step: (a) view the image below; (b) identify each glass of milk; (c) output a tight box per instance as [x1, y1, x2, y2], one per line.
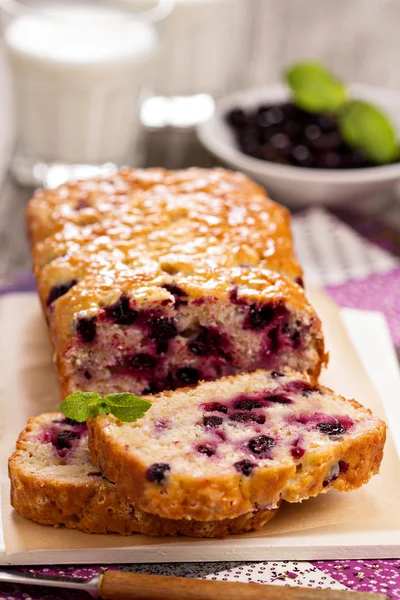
[0, 0, 171, 187]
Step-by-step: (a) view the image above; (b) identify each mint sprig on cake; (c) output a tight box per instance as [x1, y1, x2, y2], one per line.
[60, 391, 151, 423]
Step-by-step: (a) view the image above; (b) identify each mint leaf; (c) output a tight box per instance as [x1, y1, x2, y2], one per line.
[339, 100, 398, 164]
[97, 400, 111, 415]
[60, 391, 151, 423]
[60, 391, 102, 422]
[285, 61, 347, 113]
[103, 393, 152, 422]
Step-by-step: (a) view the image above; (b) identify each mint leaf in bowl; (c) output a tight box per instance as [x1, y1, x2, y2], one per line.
[339, 100, 398, 164]
[285, 61, 347, 114]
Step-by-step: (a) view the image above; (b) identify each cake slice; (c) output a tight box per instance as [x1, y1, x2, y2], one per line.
[88, 369, 386, 522]
[9, 413, 278, 537]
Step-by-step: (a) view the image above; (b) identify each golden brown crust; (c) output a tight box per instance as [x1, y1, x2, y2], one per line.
[8, 413, 278, 537]
[27, 168, 301, 279]
[87, 372, 386, 522]
[27, 167, 305, 302]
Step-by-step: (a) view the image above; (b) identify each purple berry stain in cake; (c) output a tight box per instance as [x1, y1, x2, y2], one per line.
[110, 353, 159, 379]
[202, 402, 228, 414]
[75, 198, 89, 210]
[38, 429, 53, 444]
[243, 300, 288, 332]
[52, 417, 80, 426]
[264, 393, 292, 405]
[246, 304, 276, 330]
[64, 418, 80, 426]
[291, 412, 353, 434]
[146, 463, 170, 483]
[234, 459, 256, 476]
[104, 294, 138, 325]
[338, 415, 354, 430]
[284, 380, 316, 397]
[197, 444, 216, 457]
[203, 415, 223, 428]
[154, 418, 170, 434]
[229, 286, 247, 306]
[148, 315, 177, 353]
[47, 279, 77, 307]
[215, 429, 227, 442]
[271, 371, 284, 378]
[230, 291, 305, 363]
[130, 353, 156, 371]
[55, 430, 80, 450]
[76, 317, 97, 343]
[229, 413, 266, 424]
[162, 284, 188, 307]
[188, 326, 231, 360]
[247, 435, 276, 456]
[316, 420, 347, 436]
[339, 460, 349, 474]
[65, 419, 87, 435]
[263, 322, 302, 356]
[200, 389, 295, 429]
[49, 419, 87, 439]
[322, 462, 342, 487]
[290, 436, 305, 459]
[141, 382, 160, 395]
[282, 323, 301, 349]
[233, 398, 262, 410]
[293, 412, 328, 425]
[291, 446, 305, 459]
[176, 367, 200, 385]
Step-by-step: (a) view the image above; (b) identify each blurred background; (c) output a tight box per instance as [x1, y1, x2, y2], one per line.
[0, 0, 400, 285]
[3, 0, 400, 177]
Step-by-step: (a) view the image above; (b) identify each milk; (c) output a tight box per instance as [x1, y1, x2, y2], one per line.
[3, 3, 158, 169]
[125, 0, 250, 97]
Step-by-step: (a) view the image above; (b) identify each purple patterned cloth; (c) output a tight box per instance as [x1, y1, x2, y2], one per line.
[326, 266, 400, 346]
[1, 212, 400, 599]
[315, 560, 400, 597]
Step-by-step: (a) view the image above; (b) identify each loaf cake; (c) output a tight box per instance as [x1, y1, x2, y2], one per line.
[26, 168, 326, 397]
[88, 369, 386, 522]
[9, 413, 278, 537]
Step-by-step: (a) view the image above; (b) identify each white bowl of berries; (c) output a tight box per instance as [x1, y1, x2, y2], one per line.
[197, 63, 400, 207]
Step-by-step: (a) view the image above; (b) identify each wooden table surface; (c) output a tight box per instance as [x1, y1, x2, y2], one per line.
[2, 0, 400, 283]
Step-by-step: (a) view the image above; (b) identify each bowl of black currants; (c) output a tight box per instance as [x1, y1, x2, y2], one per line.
[197, 63, 400, 207]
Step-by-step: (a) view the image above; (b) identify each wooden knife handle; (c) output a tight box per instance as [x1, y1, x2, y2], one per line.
[99, 570, 389, 600]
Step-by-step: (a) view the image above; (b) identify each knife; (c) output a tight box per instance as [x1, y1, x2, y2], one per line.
[0, 568, 390, 599]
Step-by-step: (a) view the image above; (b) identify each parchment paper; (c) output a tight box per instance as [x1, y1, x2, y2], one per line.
[1, 289, 398, 558]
